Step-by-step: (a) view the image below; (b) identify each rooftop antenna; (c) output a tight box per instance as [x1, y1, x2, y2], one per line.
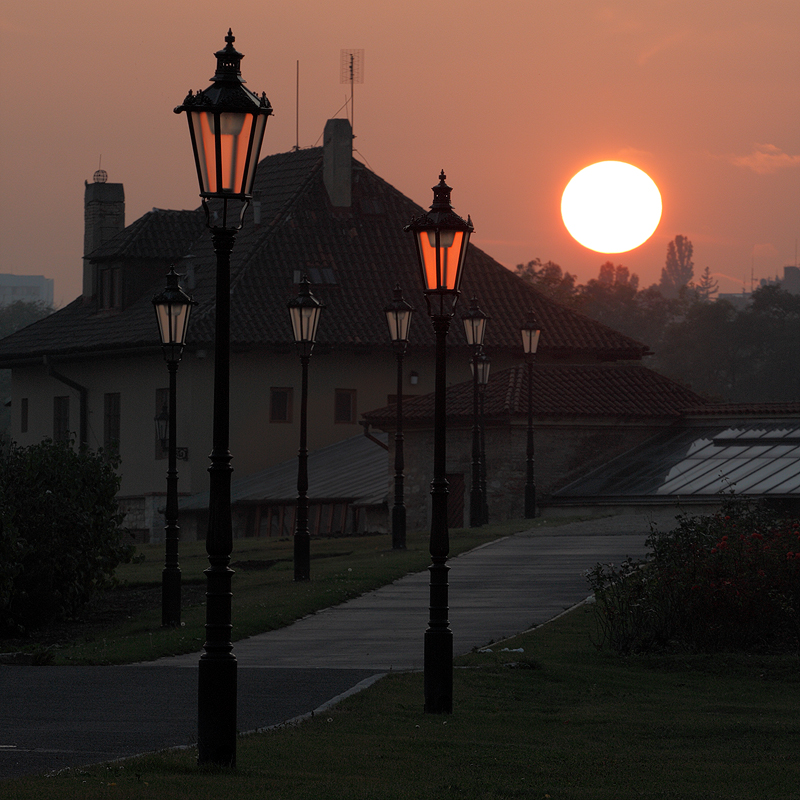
[340, 49, 364, 136]
[294, 60, 300, 151]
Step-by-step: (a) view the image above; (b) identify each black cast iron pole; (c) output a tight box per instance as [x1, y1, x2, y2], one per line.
[524, 354, 536, 518]
[162, 358, 181, 626]
[295, 349, 311, 580]
[469, 347, 482, 528]
[425, 314, 454, 713]
[198, 226, 237, 766]
[392, 347, 407, 549]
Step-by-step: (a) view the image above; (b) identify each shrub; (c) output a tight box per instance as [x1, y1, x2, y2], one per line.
[588, 497, 800, 654]
[0, 438, 134, 634]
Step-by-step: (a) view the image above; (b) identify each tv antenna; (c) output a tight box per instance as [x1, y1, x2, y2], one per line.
[340, 49, 364, 135]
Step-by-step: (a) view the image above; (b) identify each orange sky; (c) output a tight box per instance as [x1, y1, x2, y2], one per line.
[1, 0, 798, 306]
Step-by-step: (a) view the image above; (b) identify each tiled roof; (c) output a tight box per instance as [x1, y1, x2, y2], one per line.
[85, 209, 205, 261]
[363, 364, 708, 426]
[179, 432, 388, 510]
[682, 402, 800, 416]
[0, 142, 649, 365]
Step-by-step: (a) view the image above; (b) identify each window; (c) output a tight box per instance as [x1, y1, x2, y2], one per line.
[53, 396, 70, 442]
[104, 393, 121, 457]
[334, 389, 357, 424]
[101, 267, 122, 310]
[270, 388, 293, 423]
[20, 398, 28, 433]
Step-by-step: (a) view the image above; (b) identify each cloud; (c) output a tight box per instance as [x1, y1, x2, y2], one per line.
[730, 144, 800, 175]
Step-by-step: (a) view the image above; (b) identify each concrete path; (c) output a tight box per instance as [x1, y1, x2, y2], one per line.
[0, 511, 676, 780]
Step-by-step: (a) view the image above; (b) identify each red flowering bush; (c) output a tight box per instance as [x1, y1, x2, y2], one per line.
[587, 497, 800, 654]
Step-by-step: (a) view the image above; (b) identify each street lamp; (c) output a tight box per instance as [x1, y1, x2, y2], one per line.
[287, 275, 324, 581]
[153, 267, 196, 628]
[462, 297, 489, 528]
[474, 348, 491, 524]
[174, 29, 272, 767]
[384, 284, 414, 550]
[520, 310, 542, 519]
[405, 171, 473, 714]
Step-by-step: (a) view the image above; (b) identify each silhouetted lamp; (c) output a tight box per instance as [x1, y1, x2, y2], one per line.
[405, 171, 473, 714]
[174, 29, 272, 768]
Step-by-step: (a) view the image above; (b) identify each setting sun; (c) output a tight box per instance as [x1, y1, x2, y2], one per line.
[561, 161, 662, 253]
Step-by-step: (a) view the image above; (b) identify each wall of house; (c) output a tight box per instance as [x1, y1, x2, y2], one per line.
[392, 417, 673, 533]
[8, 340, 485, 541]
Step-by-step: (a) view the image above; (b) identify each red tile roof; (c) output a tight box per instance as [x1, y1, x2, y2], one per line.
[363, 364, 708, 426]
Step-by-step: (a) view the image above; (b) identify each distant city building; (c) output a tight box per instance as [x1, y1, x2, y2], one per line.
[0, 274, 54, 307]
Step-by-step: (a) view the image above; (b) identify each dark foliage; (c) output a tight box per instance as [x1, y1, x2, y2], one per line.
[587, 497, 800, 654]
[0, 438, 134, 634]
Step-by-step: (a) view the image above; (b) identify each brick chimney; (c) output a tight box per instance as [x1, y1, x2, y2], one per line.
[83, 171, 124, 298]
[323, 119, 352, 208]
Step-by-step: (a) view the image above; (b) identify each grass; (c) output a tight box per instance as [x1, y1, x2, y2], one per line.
[6, 604, 800, 799]
[3, 517, 547, 666]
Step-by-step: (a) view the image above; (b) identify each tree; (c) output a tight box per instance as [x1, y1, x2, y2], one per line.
[660, 235, 694, 298]
[514, 259, 579, 306]
[0, 300, 53, 339]
[0, 438, 133, 633]
[695, 266, 719, 302]
[1, 301, 53, 432]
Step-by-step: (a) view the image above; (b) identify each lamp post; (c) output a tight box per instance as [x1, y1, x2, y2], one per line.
[174, 29, 272, 767]
[474, 348, 491, 524]
[287, 275, 324, 581]
[520, 310, 542, 519]
[384, 284, 414, 550]
[462, 297, 489, 528]
[405, 171, 473, 714]
[152, 267, 196, 628]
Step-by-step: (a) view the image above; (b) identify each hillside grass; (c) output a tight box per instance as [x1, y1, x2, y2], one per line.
[6, 603, 800, 799]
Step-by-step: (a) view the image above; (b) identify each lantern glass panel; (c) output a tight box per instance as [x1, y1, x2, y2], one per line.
[155, 301, 192, 347]
[386, 308, 412, 342]
[290, 305, 321, 343]
[416, 229, 467, 292]
[521, 328, 541, 355]
[189, 110, 262, 195]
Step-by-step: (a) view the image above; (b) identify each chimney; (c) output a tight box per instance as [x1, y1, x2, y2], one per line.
[323, 119, 352, 208]
[83, 170, 124, 298]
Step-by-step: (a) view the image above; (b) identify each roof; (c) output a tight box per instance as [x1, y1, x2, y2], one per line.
[85, 208, 206, 262]
[553, 419, 800, 501]
[179, 432, 388, 511]
[363, 364, 708, 426]
[0, 137, 649, 366]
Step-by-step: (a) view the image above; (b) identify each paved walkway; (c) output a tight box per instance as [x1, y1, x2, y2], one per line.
[1, 511, 677, 780]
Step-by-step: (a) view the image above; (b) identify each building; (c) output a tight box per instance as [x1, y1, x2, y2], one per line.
[364, 363, 707, 530]
[0, 119, 661, 541]
[0, 274, 54, 308]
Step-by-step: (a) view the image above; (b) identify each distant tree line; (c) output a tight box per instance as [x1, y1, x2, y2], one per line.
[515, 236, 799, 403]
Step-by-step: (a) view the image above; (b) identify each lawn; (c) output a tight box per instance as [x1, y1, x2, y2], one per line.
[2, 519, 533, 665]
[6, 603, 800, 799]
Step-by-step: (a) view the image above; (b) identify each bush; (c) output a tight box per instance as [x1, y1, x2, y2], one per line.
[588, 497, 800, 654]
[0, 438, 134, 634]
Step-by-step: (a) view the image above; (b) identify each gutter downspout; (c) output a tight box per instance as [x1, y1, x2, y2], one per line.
[359, 421, 389, 451]
[44, 356, 89, 448]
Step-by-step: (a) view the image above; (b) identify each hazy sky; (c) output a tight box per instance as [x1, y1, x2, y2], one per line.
[2, 0, 798, 306]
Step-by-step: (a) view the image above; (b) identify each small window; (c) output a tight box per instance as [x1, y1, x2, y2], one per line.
[101, 267, 122, 310]
[334, 389, 357, 424]
[20, 398, 28, 433]
[270, 388, 293, 423]
[104, 392, 121, 457]
[53, 396, 70, 442]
